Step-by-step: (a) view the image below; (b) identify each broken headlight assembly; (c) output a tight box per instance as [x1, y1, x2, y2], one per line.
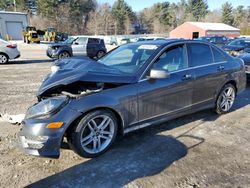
[231, 50, 243, 57]
[25, 96, 68, 119]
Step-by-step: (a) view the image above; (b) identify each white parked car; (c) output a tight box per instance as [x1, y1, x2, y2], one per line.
[0, 39, 20, 64]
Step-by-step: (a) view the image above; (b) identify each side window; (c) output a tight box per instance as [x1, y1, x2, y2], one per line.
[88, 38, 100, 44]
[75, 37, 87, 45]
[153, 44, 188, 72]
[212, 47, 227, 63]
[188, 43, 213, 67]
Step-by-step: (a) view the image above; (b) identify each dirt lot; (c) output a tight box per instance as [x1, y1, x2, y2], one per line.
[0, 43, 250, 188]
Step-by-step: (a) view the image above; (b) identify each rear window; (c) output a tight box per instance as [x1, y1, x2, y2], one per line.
[212, 47, 227, 62]
[88, 38, 100, 44]
[187, 43, 213, 67]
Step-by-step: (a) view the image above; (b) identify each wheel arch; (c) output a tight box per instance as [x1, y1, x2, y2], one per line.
[224, 80, 237, 94]
[63, 106, 125, 145]
[0, 52, 9, 59]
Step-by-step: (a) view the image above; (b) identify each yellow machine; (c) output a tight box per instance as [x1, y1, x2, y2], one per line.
[43, 27, 57, 42]
[22, 26, 40, 44]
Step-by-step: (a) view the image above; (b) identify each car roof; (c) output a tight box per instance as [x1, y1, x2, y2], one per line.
[71, 35, 102, 39]
[131, 39, 188, 46]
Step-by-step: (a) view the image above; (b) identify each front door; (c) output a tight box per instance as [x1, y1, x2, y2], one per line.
[137, 44, 194, 123]
[72, 37, 87, 56]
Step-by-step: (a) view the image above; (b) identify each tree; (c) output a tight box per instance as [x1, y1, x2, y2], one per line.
[221, 2, 234, 25]
[186, 0, 208, 21]
[111, 0, 134, 35]
[87, 3, 115, 35]
[233, 5, 244, 27]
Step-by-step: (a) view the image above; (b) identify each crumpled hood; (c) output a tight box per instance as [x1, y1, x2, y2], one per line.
[222, 45, 244, 51]
[49, 42, 71, 48]
[37, 57, 136, 97]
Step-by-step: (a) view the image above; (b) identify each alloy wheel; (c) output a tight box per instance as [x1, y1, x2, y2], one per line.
[59, 52, 70, 59]
[219, 86, 235, 112]
[80, 115, 115, 154]
[97, 51, 105, 58]
[0, 54, 8, 64]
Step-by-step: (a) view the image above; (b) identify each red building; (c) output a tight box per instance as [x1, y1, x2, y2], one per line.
[170, 22, 240, 39]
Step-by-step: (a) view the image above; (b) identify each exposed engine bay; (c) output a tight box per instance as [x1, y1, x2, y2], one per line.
[39, 81, 124, 100]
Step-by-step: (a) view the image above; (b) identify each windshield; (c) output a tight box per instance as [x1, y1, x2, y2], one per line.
[228, 39, 245, 46]
[63, 36, 76, 44]
[98, 43, 160, 74]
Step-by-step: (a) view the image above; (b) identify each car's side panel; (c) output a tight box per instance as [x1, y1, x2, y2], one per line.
[136, 69, 194, 123]
[67, 83, 139, 130]
[72, 37, 87, 56]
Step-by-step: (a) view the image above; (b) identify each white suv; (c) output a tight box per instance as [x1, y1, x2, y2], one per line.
[0, 39, 20, 64]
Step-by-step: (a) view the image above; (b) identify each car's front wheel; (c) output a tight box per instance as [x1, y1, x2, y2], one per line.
[58, 51, 70, 59]
[68, 110, 118, 158]
[97, 50, 105, 58]
[0, 53, 9, 64]
[215, 83, 236, 114]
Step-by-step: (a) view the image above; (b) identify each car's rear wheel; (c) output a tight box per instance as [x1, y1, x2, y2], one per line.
[215, 83, 236, 114]
[67, 110, 118, 158]
[0, 53, 9, 64]
[97, 50, 105, 58]
[58, 51, 70, 59]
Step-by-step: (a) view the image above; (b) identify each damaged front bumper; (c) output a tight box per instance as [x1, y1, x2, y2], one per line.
[19, 106, 82, 158]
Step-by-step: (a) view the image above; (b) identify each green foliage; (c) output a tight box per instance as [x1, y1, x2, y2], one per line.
[0, 0, 14, 10]
[221, 2, 234, 25]
[240, 27, 250, 35]
[186, 0, 208, 21]
[37, 0, 60, 19]
[233, 6, 244, 27]
[154, 2, 172, 26]
[111, 0, 134, 34]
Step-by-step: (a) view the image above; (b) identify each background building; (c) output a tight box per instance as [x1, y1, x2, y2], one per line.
[0, 11, 29, 40]
[170, 22, 240, 39]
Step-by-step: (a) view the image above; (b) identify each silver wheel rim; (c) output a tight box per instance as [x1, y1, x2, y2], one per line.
[97, 51, 104, 58]
[220, 86, 235, 112]
[81, 115, 115, 154]
[59, 52, 69, 59]
[0, 54, 7, 64]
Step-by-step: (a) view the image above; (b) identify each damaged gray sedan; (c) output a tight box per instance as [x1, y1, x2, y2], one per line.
[19, 40, 246, 158]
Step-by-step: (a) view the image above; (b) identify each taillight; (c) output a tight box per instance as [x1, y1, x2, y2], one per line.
[6, 44, 17, 49]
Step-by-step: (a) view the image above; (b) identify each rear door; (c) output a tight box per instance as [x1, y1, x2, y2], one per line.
[72, 37, 87, 56]
[187, 42, 228, 106]
[87, 38, 100, 58]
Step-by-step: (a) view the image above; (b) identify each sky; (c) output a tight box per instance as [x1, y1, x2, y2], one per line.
[97, 0, 250, 12]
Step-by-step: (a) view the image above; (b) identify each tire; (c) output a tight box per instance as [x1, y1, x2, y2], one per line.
[58, 51, 70, 59]
[67, 110, 118, 158]
[27, 38, 30, 44]
[97, 50, 105, 58]
[0, 53, 9, 64]
[215, 83, 236, 114]
[37, 41, 40, 44]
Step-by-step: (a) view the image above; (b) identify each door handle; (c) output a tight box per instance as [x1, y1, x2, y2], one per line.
[217, 65, 225, 71]
[182, 74, 192, 80]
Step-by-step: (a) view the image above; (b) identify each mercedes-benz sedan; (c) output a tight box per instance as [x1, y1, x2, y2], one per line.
[19, 40, 246, 158]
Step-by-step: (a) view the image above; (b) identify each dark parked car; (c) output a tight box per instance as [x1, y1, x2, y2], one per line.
[197, 36, 230, 46]
[20, 40, 246, 158]
[239, 53, 250, 80]
[46, 36, 107, 59]
[221, 38, 250, 56]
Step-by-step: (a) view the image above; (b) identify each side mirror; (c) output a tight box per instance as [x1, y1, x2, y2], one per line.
[149, 69, 170, 79]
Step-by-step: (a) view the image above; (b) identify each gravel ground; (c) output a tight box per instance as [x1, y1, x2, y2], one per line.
[0, 43, 250, 188]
